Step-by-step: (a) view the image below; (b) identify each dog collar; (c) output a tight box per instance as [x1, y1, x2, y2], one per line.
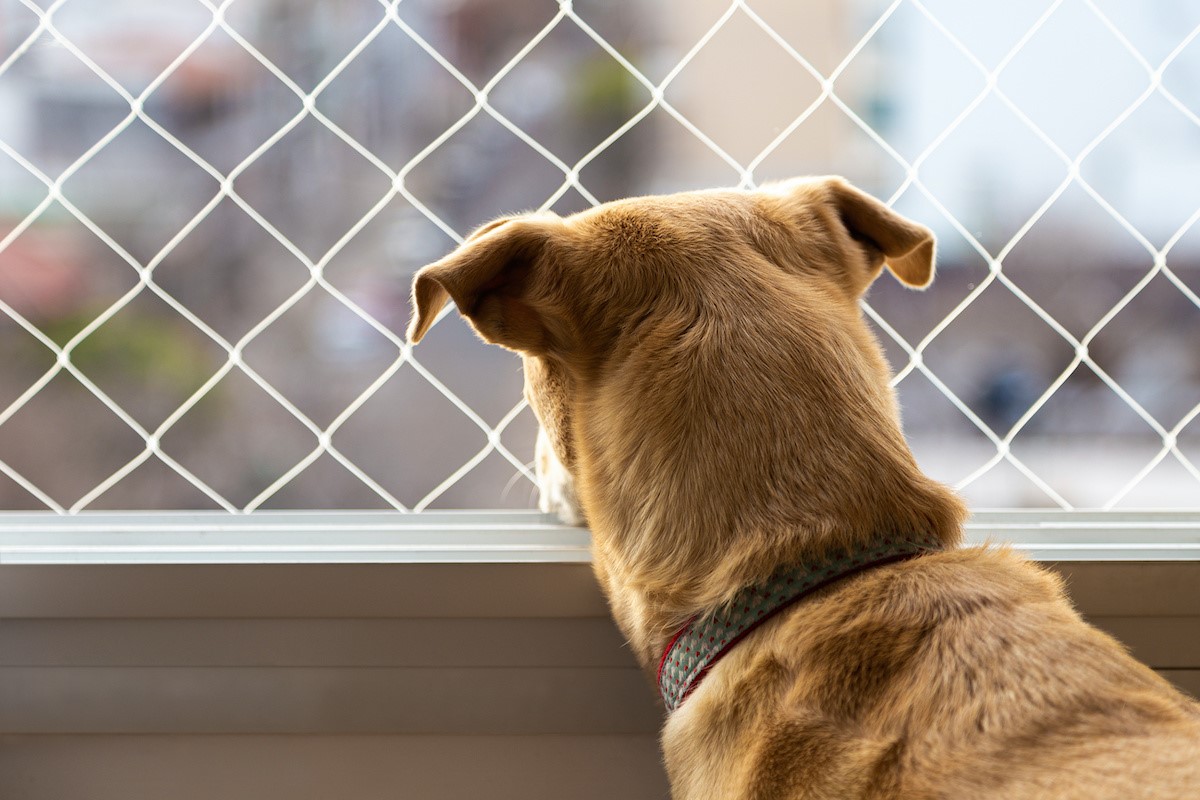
[657, 536, 941, 713]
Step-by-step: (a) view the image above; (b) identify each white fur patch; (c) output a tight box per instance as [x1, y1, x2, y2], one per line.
[535, 426, 585, 526]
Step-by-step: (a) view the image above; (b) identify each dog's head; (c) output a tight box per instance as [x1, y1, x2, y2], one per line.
[409, 177, 959, 578]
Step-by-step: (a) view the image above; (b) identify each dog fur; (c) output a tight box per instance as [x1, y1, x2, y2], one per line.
[408, 177, 1200, 799]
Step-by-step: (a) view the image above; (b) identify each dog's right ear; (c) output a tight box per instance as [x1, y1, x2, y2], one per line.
[408, 217, 561, 354]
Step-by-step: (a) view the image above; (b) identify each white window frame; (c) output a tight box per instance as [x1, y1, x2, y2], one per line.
[0, 509, 1196, 565]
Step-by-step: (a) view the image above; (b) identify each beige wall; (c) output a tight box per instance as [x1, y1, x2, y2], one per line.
[652, 0, 888, 189]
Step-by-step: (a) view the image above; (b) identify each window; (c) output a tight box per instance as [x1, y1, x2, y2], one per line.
[0, 2, 1196, 512]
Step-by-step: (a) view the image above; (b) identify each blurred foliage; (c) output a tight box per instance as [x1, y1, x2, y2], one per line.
[41, 307, 216, 398]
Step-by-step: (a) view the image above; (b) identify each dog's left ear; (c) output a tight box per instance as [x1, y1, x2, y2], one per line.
[408, 216, 564, 353]
[825, 177, 935, 289]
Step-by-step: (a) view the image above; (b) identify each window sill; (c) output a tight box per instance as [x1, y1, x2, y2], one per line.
[0, 509, 1196, 564]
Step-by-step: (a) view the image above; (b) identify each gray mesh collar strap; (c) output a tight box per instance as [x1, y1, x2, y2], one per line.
[656, 536, 942, 713]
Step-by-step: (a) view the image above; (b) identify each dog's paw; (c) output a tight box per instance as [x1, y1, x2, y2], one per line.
[535, 427, 586, 526]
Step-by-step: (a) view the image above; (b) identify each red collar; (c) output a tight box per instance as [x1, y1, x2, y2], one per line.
[657, 536, 941, 712]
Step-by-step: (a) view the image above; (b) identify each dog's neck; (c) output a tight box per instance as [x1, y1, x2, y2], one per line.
[581, 448, 965, 671]
[581, 419, 967, 668]
[576, 316, 967, 671]
[656, 535, 942, 712]
[589, 513, 960, 673]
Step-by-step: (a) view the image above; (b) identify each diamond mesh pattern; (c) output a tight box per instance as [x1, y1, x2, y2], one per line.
[0, 0, 1197, 513]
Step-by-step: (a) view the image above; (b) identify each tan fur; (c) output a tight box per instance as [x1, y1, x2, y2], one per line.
[409, 177, 1200, 798]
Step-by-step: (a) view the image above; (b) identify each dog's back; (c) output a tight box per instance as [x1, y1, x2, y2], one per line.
[663, 546, 1200, 799]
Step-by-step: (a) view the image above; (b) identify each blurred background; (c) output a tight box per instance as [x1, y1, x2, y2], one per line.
[0, 0, 1197, 512]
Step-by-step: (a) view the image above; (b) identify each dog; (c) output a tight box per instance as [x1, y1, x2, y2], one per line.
[408, 177, 1200, 798]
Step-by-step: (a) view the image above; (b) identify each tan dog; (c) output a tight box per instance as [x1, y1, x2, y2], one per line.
[408, 177, 1200, 799]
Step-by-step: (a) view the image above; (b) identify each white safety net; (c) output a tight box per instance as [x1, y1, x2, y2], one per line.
[0, 0, 1197, 512]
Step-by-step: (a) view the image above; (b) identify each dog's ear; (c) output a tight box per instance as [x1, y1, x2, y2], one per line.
[408, 217, 561, 353]
[825, 177, 935, 289]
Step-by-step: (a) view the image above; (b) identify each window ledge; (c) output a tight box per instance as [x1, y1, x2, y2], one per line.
[0, 509, 1195, 564]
